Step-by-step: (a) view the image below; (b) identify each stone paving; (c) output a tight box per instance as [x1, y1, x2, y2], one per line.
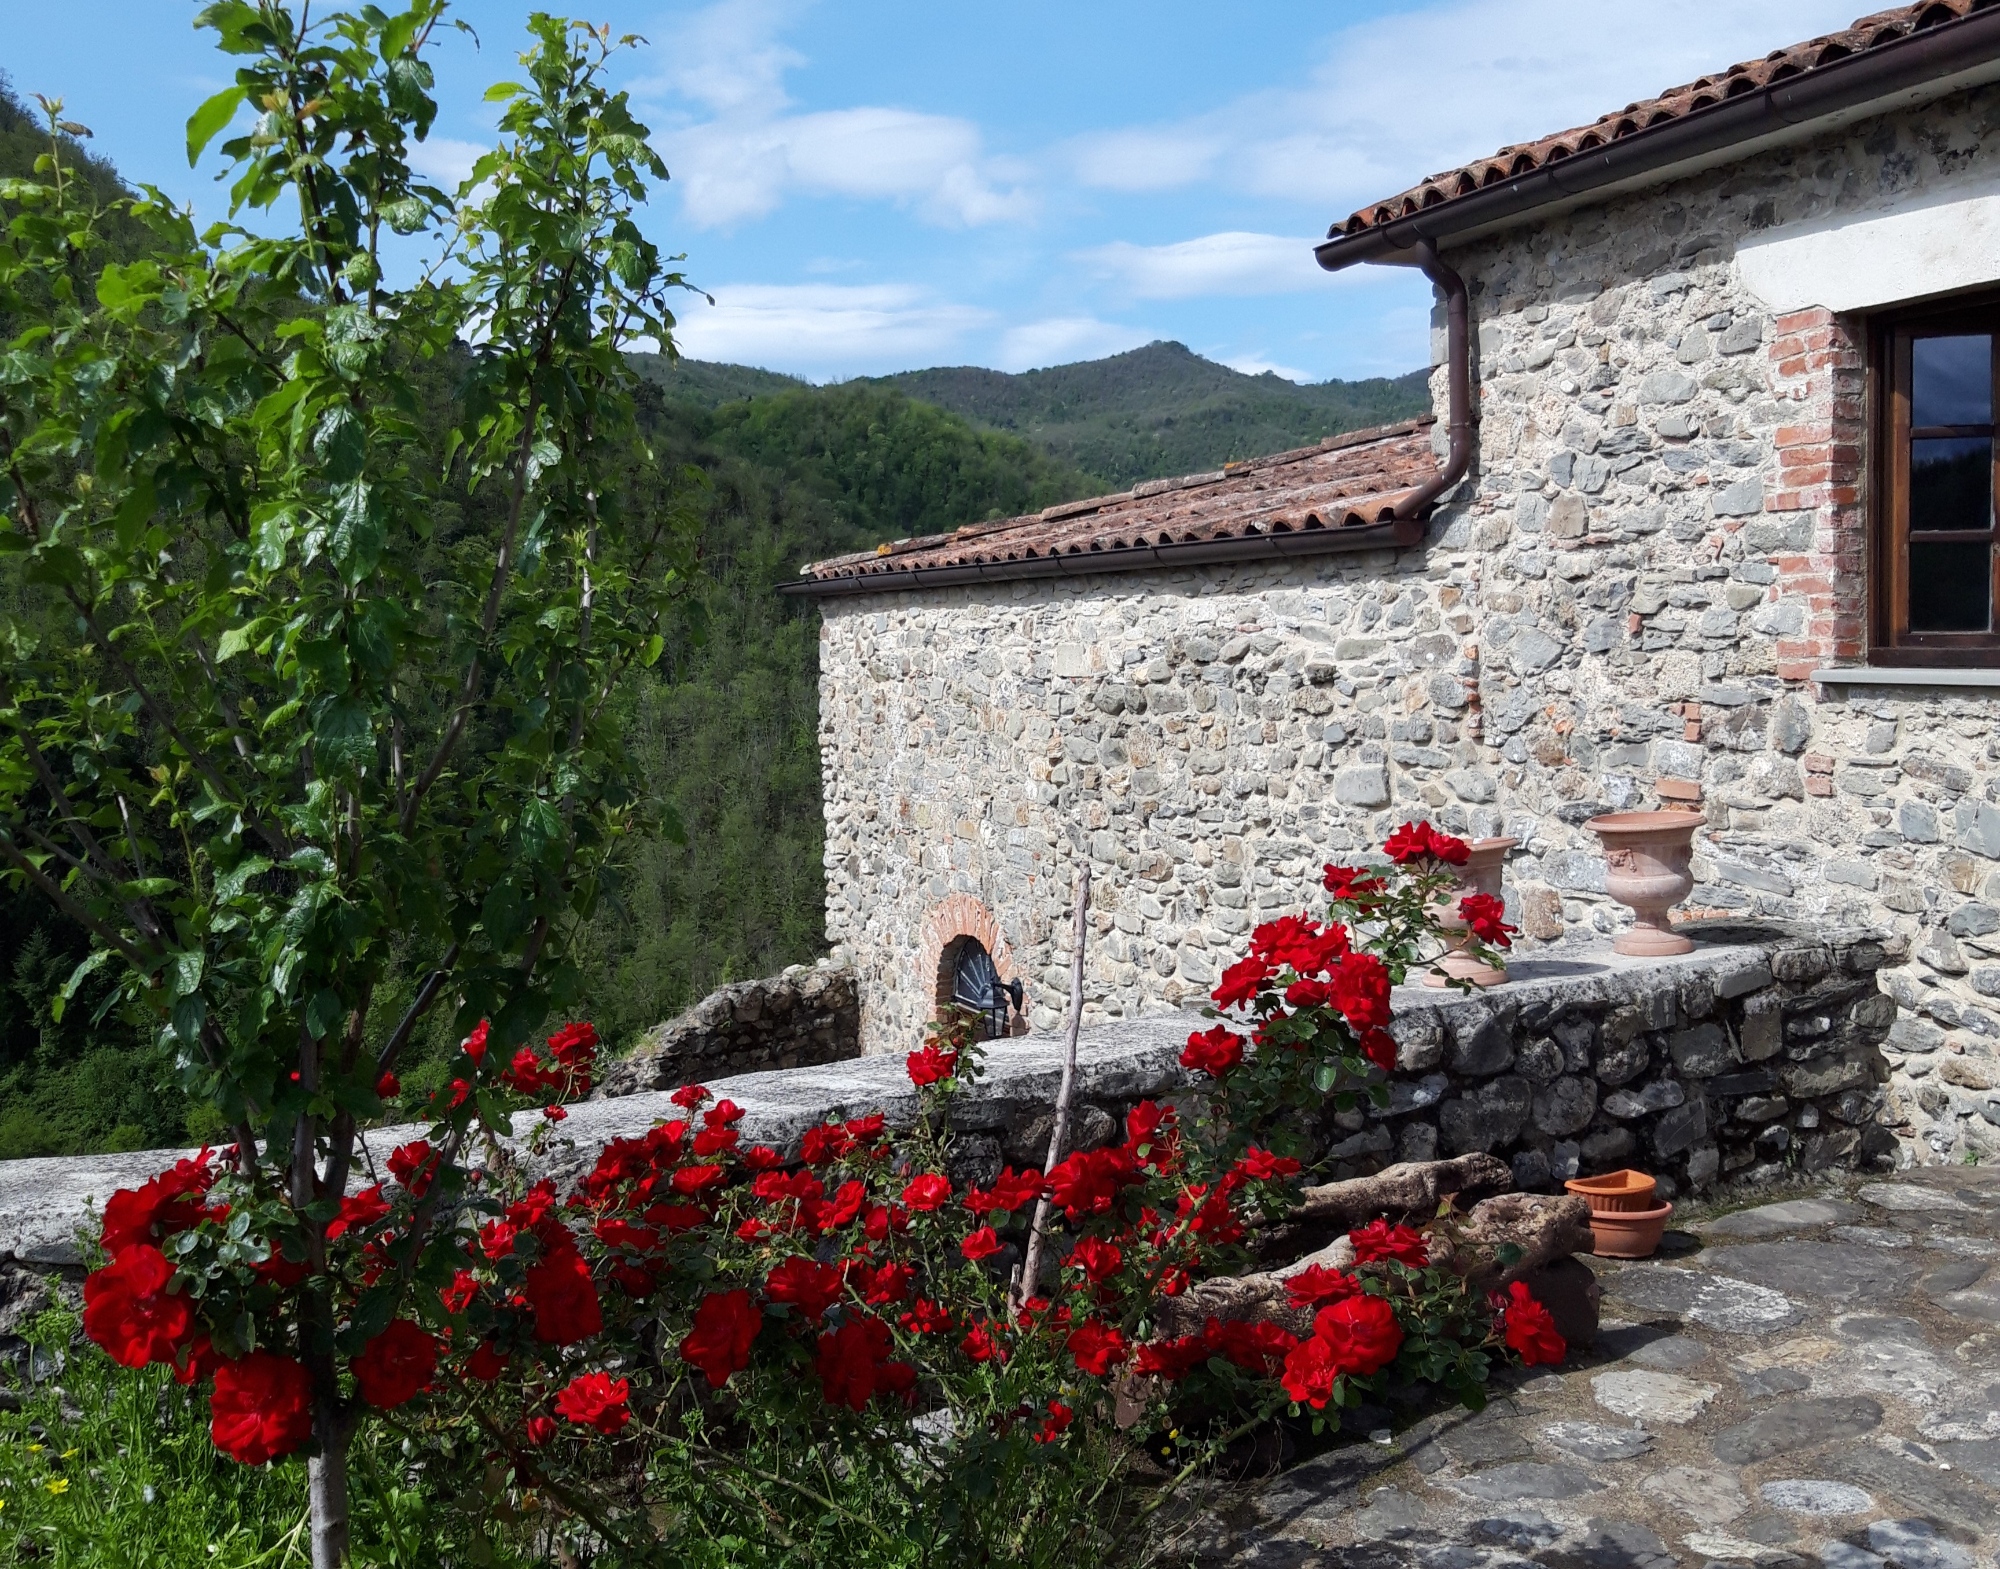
[1205, 1165, 2000, 1569]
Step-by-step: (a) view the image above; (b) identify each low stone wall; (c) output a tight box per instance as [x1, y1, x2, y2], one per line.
[596, 961, 859, 1098]
[0, 930, 1895, 1271]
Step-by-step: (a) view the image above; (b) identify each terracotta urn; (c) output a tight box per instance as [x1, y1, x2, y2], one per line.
[1424, 836, 1519, 988]
[1586, 810, 1700, 957]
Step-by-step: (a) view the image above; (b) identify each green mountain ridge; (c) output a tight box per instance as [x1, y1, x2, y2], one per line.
[634, 341, 1433, 492]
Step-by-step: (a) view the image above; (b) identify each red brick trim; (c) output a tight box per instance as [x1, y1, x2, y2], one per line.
[1766, 307, 1867, 682]
[917, 895, 1026, 1030]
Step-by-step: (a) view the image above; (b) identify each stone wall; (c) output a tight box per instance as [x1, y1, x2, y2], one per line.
[0, 936, 1894, 1273]
[597, 962, 859, 1099]
[813, 83, 2000, 1166]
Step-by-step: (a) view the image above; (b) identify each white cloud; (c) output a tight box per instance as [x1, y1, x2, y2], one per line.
[1073, 0, 1865, 216]
[1219, 353, 1314, 384]
[406, 136, 487, 189]
[644, 0, 805, 115]
[995, 316, 1151, 374]
[670, 283, 991, 376]
[1067, 126, 1221, 193]
[642, 0, 1031, 230]
[1076, 232, 1324, 300]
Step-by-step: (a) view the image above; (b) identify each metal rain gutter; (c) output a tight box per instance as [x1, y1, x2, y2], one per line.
[777, 516, 1426, 598]
[1313, 6, 2000, 271]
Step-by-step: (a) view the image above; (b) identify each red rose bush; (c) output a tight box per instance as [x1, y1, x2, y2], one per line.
[79, 824, 1565, 1558]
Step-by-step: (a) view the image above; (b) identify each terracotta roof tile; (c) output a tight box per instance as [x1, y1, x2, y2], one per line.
[797, 417, 1439, 586]
[1334, 0, 1991, 241]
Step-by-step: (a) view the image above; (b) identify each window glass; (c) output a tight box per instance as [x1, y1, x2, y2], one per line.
[1909, 539, 1991, 632]
[1912, 335, 1992, 427]
[1911, 437, 1992, 533]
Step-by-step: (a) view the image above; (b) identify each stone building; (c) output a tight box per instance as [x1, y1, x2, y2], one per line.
[783, 0, 2000, 1164]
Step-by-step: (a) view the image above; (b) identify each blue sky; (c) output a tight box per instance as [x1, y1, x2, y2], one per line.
[5, 0, 1865, 382]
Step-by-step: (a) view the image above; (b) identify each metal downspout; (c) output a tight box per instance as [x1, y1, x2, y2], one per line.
[1335, 237, 1472, 523]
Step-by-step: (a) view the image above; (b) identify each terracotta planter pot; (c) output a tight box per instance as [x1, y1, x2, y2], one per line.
[1564, 1169, 1658, 1214]
[1584, 1200, 1674, 1260]
[1423, 836, 1518, 989]
[1586, 810, 1700, 957]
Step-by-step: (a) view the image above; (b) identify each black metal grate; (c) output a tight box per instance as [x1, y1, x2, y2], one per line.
[951, 939, 1023, 1040]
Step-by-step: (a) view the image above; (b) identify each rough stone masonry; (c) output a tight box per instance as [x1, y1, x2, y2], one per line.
[810, 83, 2000, 1169]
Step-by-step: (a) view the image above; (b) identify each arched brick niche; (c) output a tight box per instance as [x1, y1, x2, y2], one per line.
[918, 894, 1029, 1037]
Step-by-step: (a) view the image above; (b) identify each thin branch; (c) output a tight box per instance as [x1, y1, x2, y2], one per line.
[371, 943, 459, 1081]
[0, 831, 155, 972]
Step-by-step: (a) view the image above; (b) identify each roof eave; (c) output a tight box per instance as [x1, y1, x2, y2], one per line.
[1317, 8, 2000, 272]
[778, 515, 1429, 599]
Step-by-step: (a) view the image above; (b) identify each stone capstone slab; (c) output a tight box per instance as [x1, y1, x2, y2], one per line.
[597, 962, 861, 1095]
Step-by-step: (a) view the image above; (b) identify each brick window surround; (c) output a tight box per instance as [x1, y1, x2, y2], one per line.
[917, 895, 1028, 1036]
[1768, 307, 1867, 682]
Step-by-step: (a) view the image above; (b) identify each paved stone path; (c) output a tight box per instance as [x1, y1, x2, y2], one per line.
[1203, 1165, 2000, 1569]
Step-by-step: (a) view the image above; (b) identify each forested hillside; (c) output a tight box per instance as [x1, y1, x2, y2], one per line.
[636, 341, 1432, 492]
[0, 78, 1421, 1155]
[871, 342, 1431, 487]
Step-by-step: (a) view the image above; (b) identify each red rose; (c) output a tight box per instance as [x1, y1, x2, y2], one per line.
[964, 1166, 1044, 1217]
[815, 1315, 900, 1411]
[669, 1083, 711, 1109]
[1501, 1281, 1567, 1367]
[99, 1151, 217, 1254]
[901, 1298, 952, 1336]
[1280, 1331, 1340, 1408]
[1314, 1293, 1404, 1377]
[1383, 821, 1470, 865]
[1066, 1235, 1123, 1283]
[1329, 953, 1392, 1031]
[325, 1183, 390, 1243]
[1323, 864, 1386, 901]
[440, 1269, 480, 1314]
[1210, 955, 1274, 1010]
[1212, 1317, 1300, 1376]
[1065, 1319, 1128, 1375]
[525, 1415, 556, 1446]
[901, 1172, 952, 1211]
[554, 1370, 630, 1434]
[1250, 915, 1350, 975]
[83, 1245, 191, 1369]
[1233, 1147, 1302, 1184]
[692, 1124, 737, 1157]
[859, 1261, 912, 1305]
[1358, 1027, 1398, 1071]
[465, 1340, 509, 1381]
[670, 1164, 726, 1197]
[765, 1256, 844, 1322]
[801, 1123, 853, 1165]
[1458, 892, 1518, 948]
[375, 1071, 401, 1099]
[387, 1140, 437, 1197]
[1180, 1025, 1245, 1079]
[680, 1290, 762, 1388]
[817, 1179, 866, 1231]
[959, 1320, 1006, 1363]
[905, 1042, 959, 1087]
[351, 1319, 438, 1409]
[209, 1352, 313, 1465]
[1047, 1145, 1140, 1219]
[1124, 1100, 1178, 1166]
[843, 1112, 887, 1148]
[1135, 1333, 1214, 1381]
[461, 1019, 490, 1065]
[960, 1226, 1004, 1262]
[1284, 977, 1333, 1009]
[1348, 1219, 1429, 1267]
[169, 1335, 224, 1388]
[1033, 1400, 1073, 1444]
[523, 1244, 602, 1345]
[1284, 1264, 1362, 1309]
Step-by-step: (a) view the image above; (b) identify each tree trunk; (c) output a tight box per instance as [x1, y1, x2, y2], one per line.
[308, 1405, 352, 1569]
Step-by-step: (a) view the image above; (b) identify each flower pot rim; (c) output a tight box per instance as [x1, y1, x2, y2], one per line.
[1585, 810, 1702, 834]
[1587, 1200, 1675, 1225]
[1564, 1168, 1657, 1193]
[1464, 836, 1521, 852]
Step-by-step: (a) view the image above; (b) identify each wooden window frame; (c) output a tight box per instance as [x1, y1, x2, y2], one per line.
[1870, 295, 2000, 667]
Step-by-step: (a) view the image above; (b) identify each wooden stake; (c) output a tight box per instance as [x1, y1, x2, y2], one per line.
[1014, 862, 1088, 1310]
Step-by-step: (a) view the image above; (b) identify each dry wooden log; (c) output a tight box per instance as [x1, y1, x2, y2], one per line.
[1432, 1192, 1595, 1290]
[1154, 1181, 1592, 1341]
[1289, 1152, 1512, 1229]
